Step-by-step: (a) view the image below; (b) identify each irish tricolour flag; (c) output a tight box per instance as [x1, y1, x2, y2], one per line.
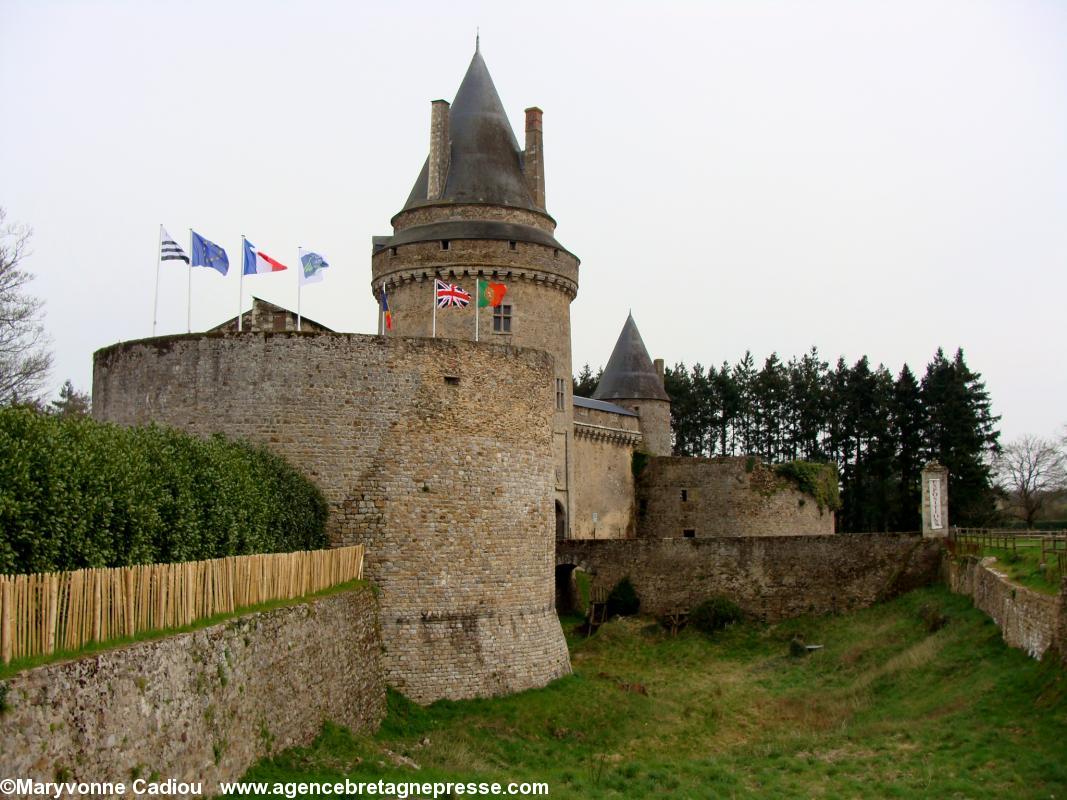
[242, 239, 289, 275]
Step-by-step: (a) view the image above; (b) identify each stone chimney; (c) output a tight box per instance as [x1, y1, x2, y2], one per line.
[523, 107, 545, 209]
[428, 99, 451, 200]
[654, 358, 665, 386]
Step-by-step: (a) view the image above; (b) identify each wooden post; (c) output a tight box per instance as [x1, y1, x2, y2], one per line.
[45, 574, 58, 655]
[92, 570, 102, 643]
[1, 578, 11, 665]
[124, 570, 135, 638]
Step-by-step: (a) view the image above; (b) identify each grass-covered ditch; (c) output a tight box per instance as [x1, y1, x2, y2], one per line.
[235, 586, 1067, 798]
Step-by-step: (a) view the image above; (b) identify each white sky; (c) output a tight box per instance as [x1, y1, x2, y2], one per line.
[1, 0, 1064, 442]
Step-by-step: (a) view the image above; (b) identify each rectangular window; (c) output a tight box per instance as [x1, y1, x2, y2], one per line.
[555, 378, 565, 411]
[681, 489, 688, 502]
[492, 303, 512, 333]
[441, 240, 450, 250]
[272, 311, 287, 331]
[508, 240, 517, 251]
[683, 529, 696, 538]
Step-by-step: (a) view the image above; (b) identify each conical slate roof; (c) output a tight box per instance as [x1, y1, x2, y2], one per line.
[592, 314, 670, 402]
[402, 49, 537, 211]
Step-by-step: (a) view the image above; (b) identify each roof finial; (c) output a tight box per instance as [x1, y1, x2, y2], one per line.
[476, 27, 480, 53]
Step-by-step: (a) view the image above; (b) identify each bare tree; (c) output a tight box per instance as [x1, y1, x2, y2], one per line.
[0, 208, 52, 404]
[994, 435, 1067, 528]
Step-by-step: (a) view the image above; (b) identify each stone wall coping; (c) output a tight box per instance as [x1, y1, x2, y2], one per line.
[93, 330, 556, 370]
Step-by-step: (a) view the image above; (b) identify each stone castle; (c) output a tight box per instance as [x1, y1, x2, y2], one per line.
[93, 46, 837, 703]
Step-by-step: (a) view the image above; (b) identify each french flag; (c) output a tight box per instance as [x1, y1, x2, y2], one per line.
[242, 238, 289, 275]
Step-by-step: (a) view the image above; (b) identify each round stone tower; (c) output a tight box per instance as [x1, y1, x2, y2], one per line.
[371, 45, 580, 535]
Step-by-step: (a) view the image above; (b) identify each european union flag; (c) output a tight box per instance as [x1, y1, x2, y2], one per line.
[191, 230, 229, 275]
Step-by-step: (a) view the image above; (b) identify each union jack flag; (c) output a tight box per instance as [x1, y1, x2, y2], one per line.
[435, 279, 471, 308]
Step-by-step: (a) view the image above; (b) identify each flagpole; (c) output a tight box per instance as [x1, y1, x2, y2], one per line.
[431, 276, 437, 338]
[296, 247, 302, 332]
[474, 276, 480, 342]
[153, 224, 163, 337]
[187, 228, 193, 333]
[238, 236, 245, 332]
[378, 288, 383, 335]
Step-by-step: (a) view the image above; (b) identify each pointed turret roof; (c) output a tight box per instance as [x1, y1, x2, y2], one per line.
[592, 314, 670, 402]
[402, 50, 537, 212]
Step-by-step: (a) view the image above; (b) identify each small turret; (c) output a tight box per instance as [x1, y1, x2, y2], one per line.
[593, 314, 672, 456]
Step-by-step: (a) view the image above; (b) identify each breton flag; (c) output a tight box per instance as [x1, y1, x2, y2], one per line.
[242, 239, 289, 275]
[160, 228, 189, 264]
[190, 231, 229, 275]
[435, 279, 470, 308]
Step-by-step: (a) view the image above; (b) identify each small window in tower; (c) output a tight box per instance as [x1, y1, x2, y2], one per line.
[272, 311, 287, 331]
[441, 240, 450, 250]
[444, 375, 460, 386]
[683, 528, 696, 539]
[555, 378, 565, 410]
[681, 489, 688, 502]
[553, 248, 559, 258]
[508, 240, 517, 251]
[492, 303, 512, 333]
[390, 247, 397, 257]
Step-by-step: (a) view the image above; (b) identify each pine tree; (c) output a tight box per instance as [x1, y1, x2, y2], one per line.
[920, 348, 1000, 525]
[573, 363, 601, 397]
[890, 365, 924, 530]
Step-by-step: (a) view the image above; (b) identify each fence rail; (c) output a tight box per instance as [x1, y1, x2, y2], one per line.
[948, 528, 1066, 582]
[0, 546, 363, 665]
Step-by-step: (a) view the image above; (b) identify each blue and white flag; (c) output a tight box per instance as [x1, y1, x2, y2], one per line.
[298, 248, 329, 285]
[191, 231, 229, 275]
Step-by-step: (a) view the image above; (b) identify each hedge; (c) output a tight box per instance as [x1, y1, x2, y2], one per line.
[0, 407, 328, 574]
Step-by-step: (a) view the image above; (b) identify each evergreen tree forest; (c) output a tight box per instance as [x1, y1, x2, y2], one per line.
[575, 347, 1001, 532]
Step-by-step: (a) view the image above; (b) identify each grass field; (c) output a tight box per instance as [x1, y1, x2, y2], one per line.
[978, 545, 1064, 595]
[237, 587, 1067, 799]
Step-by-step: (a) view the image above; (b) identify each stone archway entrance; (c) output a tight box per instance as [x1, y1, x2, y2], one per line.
[554, 563, 578, 614]
[555, 500, 567, 541]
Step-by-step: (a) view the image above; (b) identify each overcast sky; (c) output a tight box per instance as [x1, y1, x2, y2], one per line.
[2, 0, 1064, 442]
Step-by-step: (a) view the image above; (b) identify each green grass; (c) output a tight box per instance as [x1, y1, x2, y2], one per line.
[0, 579, 367, 680]
[236, 586, 1067, 799]
[979, 545, 1063, 595]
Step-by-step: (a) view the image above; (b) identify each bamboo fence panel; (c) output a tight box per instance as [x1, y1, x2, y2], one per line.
[0, 545, 363, 665]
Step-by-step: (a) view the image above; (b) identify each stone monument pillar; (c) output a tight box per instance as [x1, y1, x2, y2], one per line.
[921, 461, 949, 537]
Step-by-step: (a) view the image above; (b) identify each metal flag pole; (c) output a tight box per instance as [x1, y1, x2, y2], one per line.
[238, 236, 245, 332]
[187, 228, 193, 333]
[152, 224, 162, 337]
[474, 276, 480, 342]
[296, 246, 302, 332]
[431, 276, 437, 338]
[378, 288, 384, 335]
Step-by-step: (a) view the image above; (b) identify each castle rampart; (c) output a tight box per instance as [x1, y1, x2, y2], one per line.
[92, 332, 570, 702]
[636, 456, 835, 538]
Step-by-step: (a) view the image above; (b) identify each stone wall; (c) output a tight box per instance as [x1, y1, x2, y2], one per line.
[0, 586, 383, 796]
[571, 404, 641, 540]
[92, 333, 570, 703]
[945, 556, 1066, 662]
[636, 457, 835, 538]
[557, 534, 941, 621]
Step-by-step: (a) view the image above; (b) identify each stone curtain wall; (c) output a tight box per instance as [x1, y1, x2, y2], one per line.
[571, 404, 641, 539]
[92, 333, 570, 703]
[557, 535, 941, 621]
[946, 556, 1067, 662]
[0, 586, 384, 796]
[636, 457, 835, 538]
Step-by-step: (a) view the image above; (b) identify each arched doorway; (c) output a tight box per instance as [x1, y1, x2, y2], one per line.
[555, 563, 578, 614]
[555, 500, 567, 541]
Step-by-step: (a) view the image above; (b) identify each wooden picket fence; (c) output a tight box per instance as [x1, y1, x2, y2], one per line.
[0, 545, 364, 665]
